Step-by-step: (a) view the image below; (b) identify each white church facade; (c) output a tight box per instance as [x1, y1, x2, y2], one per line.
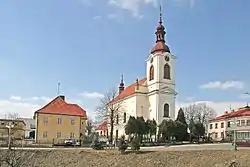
[108, 12, 177, 139]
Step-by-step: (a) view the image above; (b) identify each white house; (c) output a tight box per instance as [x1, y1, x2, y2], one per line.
[208, 106, 250, 141]
[108, 12, 177, 139]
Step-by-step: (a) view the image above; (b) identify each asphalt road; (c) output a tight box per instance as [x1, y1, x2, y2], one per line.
[0, 143, 248, 151]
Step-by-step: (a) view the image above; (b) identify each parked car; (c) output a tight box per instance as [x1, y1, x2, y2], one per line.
[64, 139, 80, 146]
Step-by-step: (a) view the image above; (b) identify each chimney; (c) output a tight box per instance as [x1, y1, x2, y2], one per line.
[59, 95, 65, 101]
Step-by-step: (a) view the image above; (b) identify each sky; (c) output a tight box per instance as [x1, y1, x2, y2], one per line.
[0, 0, 250, 120]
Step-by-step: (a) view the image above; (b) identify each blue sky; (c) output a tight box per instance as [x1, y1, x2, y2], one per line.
[0, 0, 250, 118]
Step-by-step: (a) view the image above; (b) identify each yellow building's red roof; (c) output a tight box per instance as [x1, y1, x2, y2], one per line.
[35, 96, 87, 118]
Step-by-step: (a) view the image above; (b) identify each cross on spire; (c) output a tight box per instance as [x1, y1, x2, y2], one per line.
[159, 3, 162, 24]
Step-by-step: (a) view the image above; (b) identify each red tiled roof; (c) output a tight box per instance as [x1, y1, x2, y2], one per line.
[111, 78, 147, 103]
[34, 96, 87, 118]
[209, 106, 250, 122]
[96, 121, 107, 131]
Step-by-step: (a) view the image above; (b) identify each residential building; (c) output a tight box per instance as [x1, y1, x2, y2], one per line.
[208, 106, 250, 141]
[18, 118, 36, 139]
[96, 121, 108, 137]
[0, 119, 26, 139]
[34, 95, 87, 144]
[107, 11, 177, 139]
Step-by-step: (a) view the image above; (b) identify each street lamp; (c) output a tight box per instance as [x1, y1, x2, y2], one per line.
[231, 117, 237, 151]
[244, 92, 250, 106]
[6, 122, 14, 150]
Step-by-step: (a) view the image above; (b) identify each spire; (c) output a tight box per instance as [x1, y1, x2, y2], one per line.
[159, 4, 163, 25]
[119, 74, 125, 94]
[150, 2, 170, 54]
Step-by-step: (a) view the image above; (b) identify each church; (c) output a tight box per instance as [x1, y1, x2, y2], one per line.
[109, 10, 177, 139]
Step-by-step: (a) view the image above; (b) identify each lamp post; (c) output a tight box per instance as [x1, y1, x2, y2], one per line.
[6, 122, 14, 150]
[231, 117, 237, 151]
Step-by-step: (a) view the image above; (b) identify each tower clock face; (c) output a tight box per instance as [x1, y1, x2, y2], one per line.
[165, 55, 169, 61]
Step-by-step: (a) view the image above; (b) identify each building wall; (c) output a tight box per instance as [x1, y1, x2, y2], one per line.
[35, 113, 86, 144]
[0, 120, 25, 139]
[19, 118, 36, 138]
[208, 120, 226, 141]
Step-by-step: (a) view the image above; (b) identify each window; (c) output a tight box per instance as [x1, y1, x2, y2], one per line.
[215, 133, 218, 138]
[149, 65, 154, 81]
[241, 120, 246, 126]
[58, 118, 62, 124]
[164, 63, 171, 79]
[210, 124, 213, 129]
[215, 123, 218, 129]
[236, 120, 240, 126]
[43, 132, 47, 138]
[70, 132, 75, 139]
[71, 119, 75, 125]
[163, 103, 170, 117]
[221, 122, 224, 128]
[116, 115, 119, 124]
[123, 112, 126, 123]
[57, 132, 61, 138]
[227, 121, 231, 127]
[43, 117, 48, 124]
[247, 120, 250, 126]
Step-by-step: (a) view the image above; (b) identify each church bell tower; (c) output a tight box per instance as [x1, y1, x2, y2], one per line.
[146, 5, 177, 125]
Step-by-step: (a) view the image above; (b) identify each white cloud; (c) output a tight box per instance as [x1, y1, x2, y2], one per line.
[176, 100, 248, 117]
[10, 96, 22, 101]
[0, 99, 40, 119]
[80, 91, 104, 99]
[238, 93, 250, 99]
[108, 0, 156, 19]
[200, 81, 244, 90]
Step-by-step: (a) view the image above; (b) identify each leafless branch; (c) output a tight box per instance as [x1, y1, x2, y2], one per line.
[183, 103, 216, 126]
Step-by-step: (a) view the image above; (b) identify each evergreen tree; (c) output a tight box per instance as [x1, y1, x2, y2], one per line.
[176, 108, 187, 125]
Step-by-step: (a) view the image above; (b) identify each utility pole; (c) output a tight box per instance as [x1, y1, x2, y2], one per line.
[244, 92, 250, 106]
[6, 122, 14, 150]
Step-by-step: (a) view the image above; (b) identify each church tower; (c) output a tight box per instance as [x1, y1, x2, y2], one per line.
[146, 6, 177, 125]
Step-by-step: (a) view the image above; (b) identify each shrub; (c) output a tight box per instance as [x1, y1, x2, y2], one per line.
[131, 137, 140, 152]
[118, 135, 128, 154]
[91, 140, 104, 150]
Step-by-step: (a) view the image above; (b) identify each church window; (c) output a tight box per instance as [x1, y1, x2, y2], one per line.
[164, 63, 170, 79]
[149, 65, 154, 81]
[164, 103, 170, 117]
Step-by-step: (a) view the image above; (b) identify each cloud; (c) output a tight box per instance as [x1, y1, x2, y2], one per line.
[80, 91, 104, 99]
[108, 0, 156, 19]
[200, 81, 244, 90]
[0, 99, 40, 118]
[10, 96, 22, 101]
[176, 100, 248, 117]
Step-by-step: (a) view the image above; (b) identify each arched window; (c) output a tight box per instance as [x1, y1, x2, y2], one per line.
[164, 63, 171, 79]
[164, 103, 170, 117]
[149, 65, 154, 81]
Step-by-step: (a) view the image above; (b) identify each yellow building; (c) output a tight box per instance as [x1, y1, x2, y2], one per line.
[0, 119, 26, 139]
[34, 95, 87, 144]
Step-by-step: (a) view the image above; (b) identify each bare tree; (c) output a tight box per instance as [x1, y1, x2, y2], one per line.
[6, 113, 19, 120]
[183, 103, 216, 126]
[96, 88, 124, 142]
